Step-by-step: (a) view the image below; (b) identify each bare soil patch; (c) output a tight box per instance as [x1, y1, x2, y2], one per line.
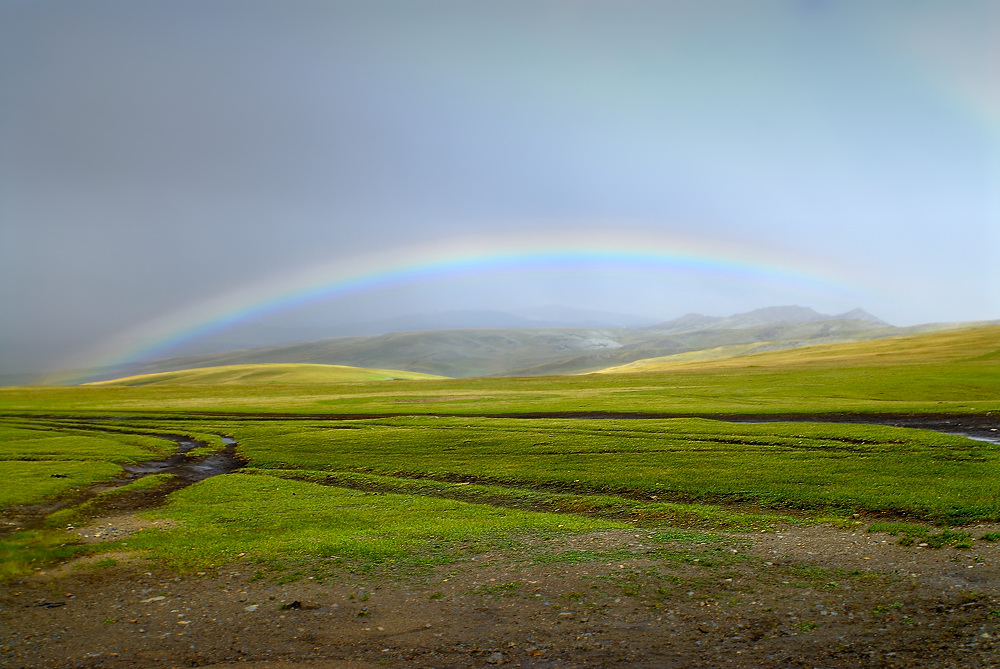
[4, 525, 999, 668]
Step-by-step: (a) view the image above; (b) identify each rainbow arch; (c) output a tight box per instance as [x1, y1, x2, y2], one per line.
[53, 229, 868, 383]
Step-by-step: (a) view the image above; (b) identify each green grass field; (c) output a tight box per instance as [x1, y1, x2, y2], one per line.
[1, 324, 998, 578]
[211, 415, 999, 520]
[125, 473, 618, 570]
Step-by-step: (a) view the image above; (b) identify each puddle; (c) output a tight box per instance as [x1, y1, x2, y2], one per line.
[641, 414, 1000, 445]
[122, 436, 243, 482]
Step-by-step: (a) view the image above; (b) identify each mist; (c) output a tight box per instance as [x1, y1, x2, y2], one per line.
[2, 0, 998, 381]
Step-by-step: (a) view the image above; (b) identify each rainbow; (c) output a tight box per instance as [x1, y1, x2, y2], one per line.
[52, 229, 870, 384]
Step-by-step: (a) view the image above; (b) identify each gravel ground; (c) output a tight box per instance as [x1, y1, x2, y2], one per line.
[3, 521, 999, 668]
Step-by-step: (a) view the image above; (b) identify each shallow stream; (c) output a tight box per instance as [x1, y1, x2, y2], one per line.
[121, 435, 243, 482]
[1, 432, 244, 535]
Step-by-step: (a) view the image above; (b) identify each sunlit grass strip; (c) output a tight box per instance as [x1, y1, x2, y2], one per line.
[87, 363, 448, 386]
[124, 473, 623, 570]
[259, 469, 799, 530]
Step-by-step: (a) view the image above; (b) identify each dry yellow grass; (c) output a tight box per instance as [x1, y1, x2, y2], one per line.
[86, 363, 448, 386]
[596, 323, 1000, 374]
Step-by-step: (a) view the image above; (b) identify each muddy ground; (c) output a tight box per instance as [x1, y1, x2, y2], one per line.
[3, 520, 999, 668]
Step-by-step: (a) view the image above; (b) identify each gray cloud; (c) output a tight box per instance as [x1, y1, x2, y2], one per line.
[2, 0, 997, 378]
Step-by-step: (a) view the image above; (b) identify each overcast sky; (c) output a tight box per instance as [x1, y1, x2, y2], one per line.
[2, 0, 998, 378]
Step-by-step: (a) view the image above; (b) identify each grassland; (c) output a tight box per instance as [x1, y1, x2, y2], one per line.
[125, 473, 618, 570]
[2, 324, 997, 418]
[0, 324, 998, 580]
[209, 415, 999, 521]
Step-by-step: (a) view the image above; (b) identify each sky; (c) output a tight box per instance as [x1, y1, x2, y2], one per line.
[2, 0, 998, 379]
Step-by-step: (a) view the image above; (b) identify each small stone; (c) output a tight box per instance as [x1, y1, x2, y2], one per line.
[244, 605, 259, 612]
[485, 651, 505, 664]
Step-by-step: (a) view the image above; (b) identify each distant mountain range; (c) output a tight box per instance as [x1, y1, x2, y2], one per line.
[73, 305, 911, 383]
[645, 306, 887, 333]
[160, 306, 656, 357]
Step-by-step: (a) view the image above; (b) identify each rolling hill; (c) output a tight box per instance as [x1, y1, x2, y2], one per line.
[86, 363, 447, 386]
[66, 306, 950, 383]
[595, 322, 1000, 374]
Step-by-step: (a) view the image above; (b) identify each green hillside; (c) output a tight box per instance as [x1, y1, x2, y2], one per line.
[86, 363, 447, 386]
[596, 322, 1000, 374]
[77, 316, 896, 382]
[3, 323, 995, 417]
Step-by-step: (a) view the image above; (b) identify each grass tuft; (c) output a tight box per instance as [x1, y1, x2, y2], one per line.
[0, 529, 92, 580]
[868, 523, 972, 548]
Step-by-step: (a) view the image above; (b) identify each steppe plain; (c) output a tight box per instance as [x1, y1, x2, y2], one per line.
[2, 323, 999, 668]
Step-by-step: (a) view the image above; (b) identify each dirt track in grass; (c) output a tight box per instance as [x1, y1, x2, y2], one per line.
[4, 522, 1000, 668]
